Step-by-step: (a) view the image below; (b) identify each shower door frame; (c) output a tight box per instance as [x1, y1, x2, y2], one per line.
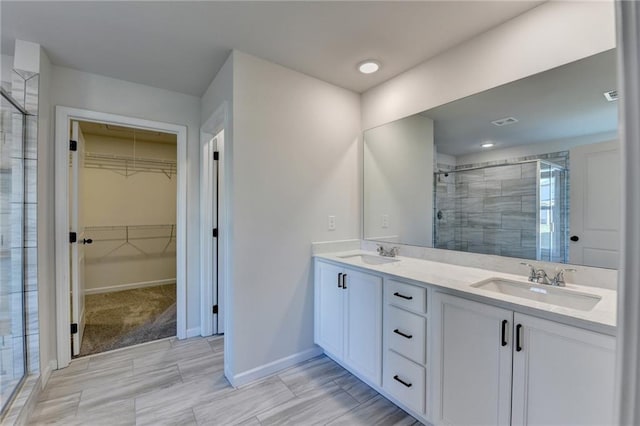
[54, 106, 188, 368]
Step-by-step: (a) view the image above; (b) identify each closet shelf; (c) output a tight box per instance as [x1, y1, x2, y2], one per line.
[84, 224, 175, 259]
[84, 152, 176, 178]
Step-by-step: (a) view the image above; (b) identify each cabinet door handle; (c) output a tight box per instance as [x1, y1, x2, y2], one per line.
[342, 273, 347, 289]
[393, 375, 412, 388]
[393, 329, 413, 339]
[516, 324, 523, 352]
[393, 292, 413, 300]
[337, 273, 343, 288]
[501, 320, 508, 347]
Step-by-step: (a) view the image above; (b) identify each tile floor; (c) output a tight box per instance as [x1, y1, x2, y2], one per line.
[28, 337, 422, 425]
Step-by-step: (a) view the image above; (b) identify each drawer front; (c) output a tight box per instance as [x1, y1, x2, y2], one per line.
[386, 279, 427, 313]
[388, 306, 426, 364]
[384, 350, 426, 414]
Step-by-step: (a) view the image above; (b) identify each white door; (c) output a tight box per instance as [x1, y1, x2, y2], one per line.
[511, 313, 616, 425]
[569, 140, 620, 268]
[70, 121, 86, 356]
[314, 261, 344, 358]
[433, 293, 513, 426]
[344, 269, 382, 386]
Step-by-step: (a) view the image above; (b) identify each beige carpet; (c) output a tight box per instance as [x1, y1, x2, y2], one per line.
[79, 283, 176, 357]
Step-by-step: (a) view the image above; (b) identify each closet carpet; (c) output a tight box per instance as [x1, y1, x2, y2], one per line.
[79, 284, 176, 357]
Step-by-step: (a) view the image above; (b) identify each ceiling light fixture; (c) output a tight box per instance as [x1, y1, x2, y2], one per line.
[358, 60, 380, 74]
[481, 142, 495, 148]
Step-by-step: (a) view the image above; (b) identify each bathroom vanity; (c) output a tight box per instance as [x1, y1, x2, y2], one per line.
[313, 252, 616, 426]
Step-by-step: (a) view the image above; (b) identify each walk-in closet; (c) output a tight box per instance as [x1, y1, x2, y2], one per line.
[73, 121, 177, 356]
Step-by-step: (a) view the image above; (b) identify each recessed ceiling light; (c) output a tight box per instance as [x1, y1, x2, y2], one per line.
[358, 60, 380, 74]
[481, 142, 495, 148]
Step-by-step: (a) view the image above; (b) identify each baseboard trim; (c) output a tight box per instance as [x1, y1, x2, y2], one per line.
[229, 346, 323, 388]
[186, 327, 201, 338]
[84, 279, 176, 295]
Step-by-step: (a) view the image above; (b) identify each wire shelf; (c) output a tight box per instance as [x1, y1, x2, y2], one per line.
[84, 152, 176, 178]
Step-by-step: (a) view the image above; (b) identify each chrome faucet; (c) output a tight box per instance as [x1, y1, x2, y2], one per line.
[520, 262, 551, 285]
[377, 245, 399, 257]
[550, 268, 577, 287]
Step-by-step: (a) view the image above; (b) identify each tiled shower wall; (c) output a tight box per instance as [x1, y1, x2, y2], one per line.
[10, 69, 40, 375]
[434, 152, 568, 262]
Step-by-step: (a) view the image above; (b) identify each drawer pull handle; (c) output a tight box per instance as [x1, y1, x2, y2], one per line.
[393, 375, 412, 388]
[342, 273, 347, 290]
[337, 273, 343, 288]
[393, 292, 413, 300]
[501, 320, 508, 347]
[516, 324, 523, 352]
[393, 329, 413, 339]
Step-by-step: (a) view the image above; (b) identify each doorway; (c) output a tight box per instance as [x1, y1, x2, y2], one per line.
[55, 107, 188, 367]
[70, 120, 178, 357]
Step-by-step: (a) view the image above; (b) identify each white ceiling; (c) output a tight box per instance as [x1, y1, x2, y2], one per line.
[1, 1, 543, 96]
[424, 49, 618, 157]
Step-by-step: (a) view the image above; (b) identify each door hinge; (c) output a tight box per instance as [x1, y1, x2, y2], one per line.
[70, 323, 78, 334]
[212, 228, 218, 238]
[69, 232, 77, 243]
[69, 140, 78, 151]
[212, 305, 219, 314]
[213, 151, 219, 161]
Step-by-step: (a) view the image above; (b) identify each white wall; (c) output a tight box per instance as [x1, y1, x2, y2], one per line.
[364, 114, 434, 245]
[48, 66, 202, 331]
[361, 1, 616, 130]
[36, 47, 55, 382]
[81, 134, 177, 291]
[220, 51, 361, 379]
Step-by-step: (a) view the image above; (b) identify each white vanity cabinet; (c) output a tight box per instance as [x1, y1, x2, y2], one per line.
[433, 292, 616, 426]
[314, 260, 383, 386]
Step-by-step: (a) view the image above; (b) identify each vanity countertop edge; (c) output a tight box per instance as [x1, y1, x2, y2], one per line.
[314, 250, 617, 336]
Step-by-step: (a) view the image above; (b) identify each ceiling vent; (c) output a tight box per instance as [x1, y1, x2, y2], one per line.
[603, 90, 618, 102]
[491, 117, 519, 127]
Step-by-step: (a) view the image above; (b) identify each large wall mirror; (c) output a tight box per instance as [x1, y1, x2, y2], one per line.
[364, 49, 619, 269]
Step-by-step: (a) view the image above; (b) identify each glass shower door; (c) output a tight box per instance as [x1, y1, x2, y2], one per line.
[538, 162, 567, 263]
[0, 91, 27, 414]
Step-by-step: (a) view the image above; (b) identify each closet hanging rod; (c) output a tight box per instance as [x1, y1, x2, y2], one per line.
[83, 151, 176, 177]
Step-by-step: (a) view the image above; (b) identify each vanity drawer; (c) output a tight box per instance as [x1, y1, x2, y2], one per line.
[388, 306, 426, 364]
[386, 279, 427, 313]
[384, 349, 425, 414]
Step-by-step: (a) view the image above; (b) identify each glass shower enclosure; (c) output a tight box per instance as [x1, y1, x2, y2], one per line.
[0, 88, 27, 414]
[433, 159, 568, 263]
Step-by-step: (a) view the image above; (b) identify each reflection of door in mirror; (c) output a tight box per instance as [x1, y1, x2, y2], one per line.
[569, 140, 620, 269]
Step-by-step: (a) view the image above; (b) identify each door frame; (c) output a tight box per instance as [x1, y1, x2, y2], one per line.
[54, 106, 188, 368]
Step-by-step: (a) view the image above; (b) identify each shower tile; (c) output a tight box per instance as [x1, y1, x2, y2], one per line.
[521, 195, 536, 213]
[24, 247, 37, 291]
[24, 158, 37, 203]
[24, 203, 37, 247]
[484, 196, 521, 213]
[461, 197, 483, 212]
[485, 164, 521, 180]
[483, 228, 521, 246]
[501, 178, 536, 197]
[501, 212, 536, 230]
[460, 227, 484, 244]
[468, 212, 501, 228]
[24, 115, 38, 159]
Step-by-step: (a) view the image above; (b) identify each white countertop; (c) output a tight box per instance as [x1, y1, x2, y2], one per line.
[314, 250, 617, 335]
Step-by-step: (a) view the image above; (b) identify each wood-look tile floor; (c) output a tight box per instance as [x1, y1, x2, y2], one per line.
[28, 337, 423, 425]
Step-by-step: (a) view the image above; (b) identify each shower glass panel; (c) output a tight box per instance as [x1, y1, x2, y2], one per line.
[433, 160, 567, 262]
[537, 161, 568, 263]
[0, 91, 27, 414]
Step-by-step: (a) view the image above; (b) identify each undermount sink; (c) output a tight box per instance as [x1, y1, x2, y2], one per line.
[471, 278, 601, 311]
[338, 254, 400, 265]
